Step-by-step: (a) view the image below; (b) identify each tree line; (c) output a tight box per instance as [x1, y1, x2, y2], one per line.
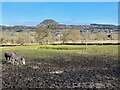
[0, 19, 118, 45]
[0, 26, 118, 45]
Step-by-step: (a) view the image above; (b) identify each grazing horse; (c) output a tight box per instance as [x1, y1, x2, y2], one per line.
[4, 52, 16, 62]
[11, 55, 26, 65]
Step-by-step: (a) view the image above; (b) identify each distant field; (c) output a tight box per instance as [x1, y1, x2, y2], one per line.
[1, 45, 119, 61]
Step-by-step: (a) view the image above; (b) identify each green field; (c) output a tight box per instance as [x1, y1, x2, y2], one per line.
[1, 45, 119, 69]
[1, 45, 119, 61]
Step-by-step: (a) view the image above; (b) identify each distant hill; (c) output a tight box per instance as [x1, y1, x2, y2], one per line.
[0, 19, 118, 32]
[37, 19, 59, 26]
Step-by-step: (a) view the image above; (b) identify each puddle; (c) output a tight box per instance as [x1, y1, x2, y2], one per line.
[31, 66, 39, 69]
[49, 70, 63, 74]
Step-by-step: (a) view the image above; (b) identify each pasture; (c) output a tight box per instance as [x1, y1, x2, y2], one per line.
[1, 45, 119, 89]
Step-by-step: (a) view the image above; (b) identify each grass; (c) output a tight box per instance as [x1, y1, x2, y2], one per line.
[0, 45, 119, 61]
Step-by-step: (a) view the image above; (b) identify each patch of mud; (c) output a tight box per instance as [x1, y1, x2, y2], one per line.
[2, 55, 119, 89]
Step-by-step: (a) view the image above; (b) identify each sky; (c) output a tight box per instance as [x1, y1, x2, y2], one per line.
[1, 2, 118, 26]
[1, 0, 119, 2]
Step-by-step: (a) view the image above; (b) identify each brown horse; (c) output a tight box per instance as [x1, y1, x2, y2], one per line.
[4, 52, 16, 61]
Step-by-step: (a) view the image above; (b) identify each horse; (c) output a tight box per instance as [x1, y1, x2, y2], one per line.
[11, 55, 26, 65]
[4, 52, 16, 62]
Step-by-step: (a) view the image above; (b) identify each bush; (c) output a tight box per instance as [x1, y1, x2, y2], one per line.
[38, 45, 86, 50]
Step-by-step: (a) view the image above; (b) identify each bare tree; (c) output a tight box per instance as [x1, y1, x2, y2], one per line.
[35, 27, 52, 44]
[61, 29, 81, 44]
[17, 32, 31, 45]
[0, 37, 7, 44]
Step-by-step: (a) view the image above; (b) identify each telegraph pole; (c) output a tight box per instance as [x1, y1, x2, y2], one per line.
[85, 29, 88, 50]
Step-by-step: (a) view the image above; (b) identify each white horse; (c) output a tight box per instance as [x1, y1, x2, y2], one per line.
[11, 55, 26, 65]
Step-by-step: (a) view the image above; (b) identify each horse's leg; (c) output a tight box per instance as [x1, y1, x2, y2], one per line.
[16, 61, 19, 66]
[20, 60, 23, 65]
[5, 57, 8, 60]
[19, 61, 22, 65]
[5, 57, 8, 63]
[9, 57, 11, 62]
[11, 59, 15, 65]
[22, 60, 25, 65]
[8, 57, 11, 63]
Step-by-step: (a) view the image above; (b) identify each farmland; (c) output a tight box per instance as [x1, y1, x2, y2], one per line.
[1, 45, 119, 89]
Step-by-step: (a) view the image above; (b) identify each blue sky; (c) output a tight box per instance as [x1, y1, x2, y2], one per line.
[2, 2, 118, 26]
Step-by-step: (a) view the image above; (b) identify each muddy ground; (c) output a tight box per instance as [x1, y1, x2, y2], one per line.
[2, 55, 120, 89]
